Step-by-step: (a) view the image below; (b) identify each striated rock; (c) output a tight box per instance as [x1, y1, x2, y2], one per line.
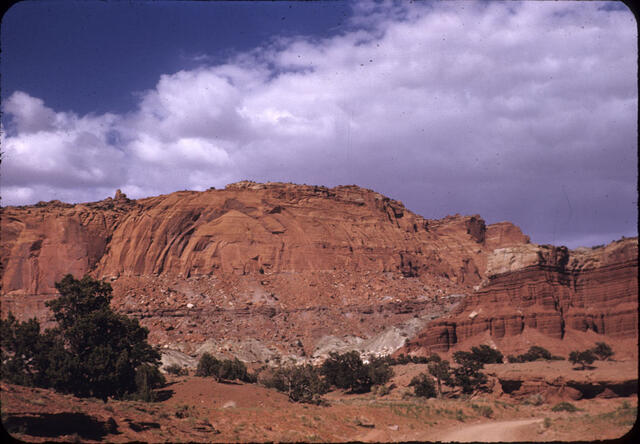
[404, 238, 638, 353]
[1, 182, 528, 352]
[2, 182, 635, 358]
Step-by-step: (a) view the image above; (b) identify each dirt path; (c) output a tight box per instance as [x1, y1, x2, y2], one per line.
[437, 418, 543, 442]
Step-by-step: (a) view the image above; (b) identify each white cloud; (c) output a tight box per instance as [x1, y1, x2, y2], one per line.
[1, 1, 636, 247]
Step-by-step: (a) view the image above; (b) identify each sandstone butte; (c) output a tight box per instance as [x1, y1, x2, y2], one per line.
[1, 181, 637, 360]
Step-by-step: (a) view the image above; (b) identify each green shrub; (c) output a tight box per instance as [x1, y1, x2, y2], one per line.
[508, 346, 564, 363]
[196, 354, 254, 382]
[261, 365, 328, 404]
[551, 402, 578, 412]
[591, 342, 614, 361]
[428, 359, 452, 397]
[320, 351, 392, 393]
[134, 364, 166, 402]
[368, 356, 394, 387]
[452, 351, 488, 394]
[569, 349, 596, 370]
[1, 275, 161, 401]
[525, 393, 545, 406]
[409, 373, 437, 398]
[470, 345, 503, 364]
[165, 364, 188, 376]
[196, 353, 221, 378]
[471, 403, 493, 418]
[374, 384, 393, 396]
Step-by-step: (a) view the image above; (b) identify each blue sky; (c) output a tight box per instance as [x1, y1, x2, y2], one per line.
[1, 0, 637, 249]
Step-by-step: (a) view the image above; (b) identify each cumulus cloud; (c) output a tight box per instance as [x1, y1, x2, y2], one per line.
[1, 1, 636, 248]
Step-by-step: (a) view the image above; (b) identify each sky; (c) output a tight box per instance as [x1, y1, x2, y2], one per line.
[1, 0, 637, 249]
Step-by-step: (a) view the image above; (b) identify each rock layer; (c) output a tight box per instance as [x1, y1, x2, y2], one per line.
[1, 182, 530, 352]
[405, 239, 638, 353]
[2, 182, 635, 357]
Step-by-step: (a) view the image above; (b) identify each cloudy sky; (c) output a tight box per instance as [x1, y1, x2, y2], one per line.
[1, 1, 637, 248]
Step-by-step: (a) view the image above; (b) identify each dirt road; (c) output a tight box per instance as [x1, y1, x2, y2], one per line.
[437, 418, 543, 442]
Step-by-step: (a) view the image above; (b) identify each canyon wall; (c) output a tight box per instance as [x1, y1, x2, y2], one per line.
[2, 181, 635, 357]
[1, 182, 530, 352]
[405, 238, 638, 353]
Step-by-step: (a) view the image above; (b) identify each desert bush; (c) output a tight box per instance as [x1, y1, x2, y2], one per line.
[590, 342, 614, 361]
[408, 373, 437, 398]
[196, 354, 254, 382]
[508, 346, 564, 363]
[452, 351, 488, 394]
[470, 345, 503, 364]
[196, 353, 221, 378]
[1, 275, 161, 401]
[262, 364, 328, 404]
[428, 359, 452, 397]
[165, 363, 188, 376]
[471, 403, 493, 418]
[524, 393, 545, 406]
[551, 402, 579, 412]
[374, 384, 393, 396]
[368, 356, 394, 387]
[134, 364, 166, 402]
[569, 349, 596, 370]
[175, 404, 196, 418]
[218, 357, 250, 381]
[320, 351, 392, 393]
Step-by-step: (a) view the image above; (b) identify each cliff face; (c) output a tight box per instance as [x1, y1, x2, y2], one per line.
[1, 182, 531, 352]
[405, 239, 638, 353]
[1, 182, 530, 296]
[2, 181, 635, 358]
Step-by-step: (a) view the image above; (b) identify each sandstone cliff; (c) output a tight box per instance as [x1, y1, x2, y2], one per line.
[1, 182, 531, 354]
[404, 238, 638, 354]
[2, 181, 635, 359]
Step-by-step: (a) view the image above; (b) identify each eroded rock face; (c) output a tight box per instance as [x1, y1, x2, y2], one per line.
[1, 182, 529, 353]
[2, 182, 635, 358]
[405, 238, 638, 353]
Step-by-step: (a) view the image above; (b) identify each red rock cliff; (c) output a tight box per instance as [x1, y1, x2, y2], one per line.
[405, 238, 638, 353]
[2, 182, 532, 351]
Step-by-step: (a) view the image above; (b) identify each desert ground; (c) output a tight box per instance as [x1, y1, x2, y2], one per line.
[2, 358, 636, 442]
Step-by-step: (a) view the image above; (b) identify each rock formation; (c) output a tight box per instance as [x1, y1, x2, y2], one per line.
[1, 181, 636, 359]
[404, 238, 638, 354]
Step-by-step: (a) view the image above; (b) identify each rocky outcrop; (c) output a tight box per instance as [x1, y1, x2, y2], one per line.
[1, 182, 529, 352]
[3, 182, 635, 358]
[404, 238, 638, 353]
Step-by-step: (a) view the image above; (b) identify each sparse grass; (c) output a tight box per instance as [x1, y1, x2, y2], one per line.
[551, 402, 579, 412]
[175, 403, 197, 418]
[471, 403, 493, 418]
[544, 417, 552, 429]
[520, 393, 544, 406]
[390, 402, 431, 419]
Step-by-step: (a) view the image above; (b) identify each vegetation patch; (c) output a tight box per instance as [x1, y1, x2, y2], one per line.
[551, 402, 579, 412]
[507, 346, 564, 363]
[1, 275, 163, 401]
